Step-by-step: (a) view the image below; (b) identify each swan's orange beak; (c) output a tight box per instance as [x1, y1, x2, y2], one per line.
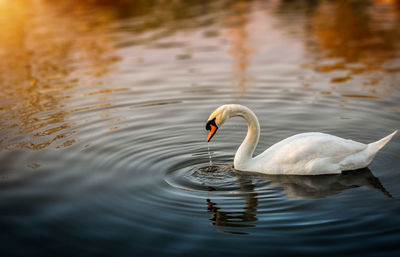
[206, 118, 218, 142]
[207, 124, 217, 142]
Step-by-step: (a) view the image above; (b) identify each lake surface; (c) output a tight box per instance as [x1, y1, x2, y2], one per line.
[1, 0, 400, 256]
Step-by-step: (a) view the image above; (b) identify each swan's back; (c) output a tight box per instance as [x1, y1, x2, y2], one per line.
[250, 132, 394, 175]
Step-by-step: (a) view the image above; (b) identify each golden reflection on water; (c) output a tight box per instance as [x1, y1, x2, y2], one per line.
[225, 1, 254, 98]
[0, 0, 120, 150]
[306, 0, 400, 95]
[0, 0, 399, 151]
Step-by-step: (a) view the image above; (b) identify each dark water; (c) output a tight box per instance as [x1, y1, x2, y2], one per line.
[1, 1, 400, 256]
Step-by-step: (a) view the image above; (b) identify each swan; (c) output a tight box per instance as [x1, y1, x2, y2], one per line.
[205, 104, 397, 175]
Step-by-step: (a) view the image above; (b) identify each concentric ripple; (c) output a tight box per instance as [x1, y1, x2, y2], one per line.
[166, 163, 238, 192]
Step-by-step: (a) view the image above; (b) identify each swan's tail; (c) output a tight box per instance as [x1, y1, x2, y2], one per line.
[366, 130, 397, 163]
[369, 130, 397, 150]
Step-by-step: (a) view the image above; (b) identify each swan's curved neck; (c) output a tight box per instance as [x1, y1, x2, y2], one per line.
[229, 105, 260, 169]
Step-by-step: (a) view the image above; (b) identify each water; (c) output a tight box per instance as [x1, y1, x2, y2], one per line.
[0, 0, 400, 256]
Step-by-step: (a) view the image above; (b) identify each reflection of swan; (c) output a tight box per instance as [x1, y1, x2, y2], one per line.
[206, 175, 258, 234]
[252, 167, 392, 200]
[206, 168, 392, 234]
[206, 167, 391, 233]
[206, 104, 397, 175]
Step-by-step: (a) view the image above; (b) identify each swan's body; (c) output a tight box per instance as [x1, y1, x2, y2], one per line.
[205, 104, 397, 175]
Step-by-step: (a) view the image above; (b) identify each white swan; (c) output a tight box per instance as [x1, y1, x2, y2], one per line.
[205, 104, 397, 175]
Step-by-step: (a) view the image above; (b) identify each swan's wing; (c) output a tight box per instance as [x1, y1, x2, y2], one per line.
[262, 133, 366, 161]
[256, 132, 367, 174]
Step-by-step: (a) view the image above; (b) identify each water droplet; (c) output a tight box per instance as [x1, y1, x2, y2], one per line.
[207, 142, 213, 169]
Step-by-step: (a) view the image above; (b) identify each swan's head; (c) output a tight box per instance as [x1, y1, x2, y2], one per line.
[205, 105, 231, 142]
